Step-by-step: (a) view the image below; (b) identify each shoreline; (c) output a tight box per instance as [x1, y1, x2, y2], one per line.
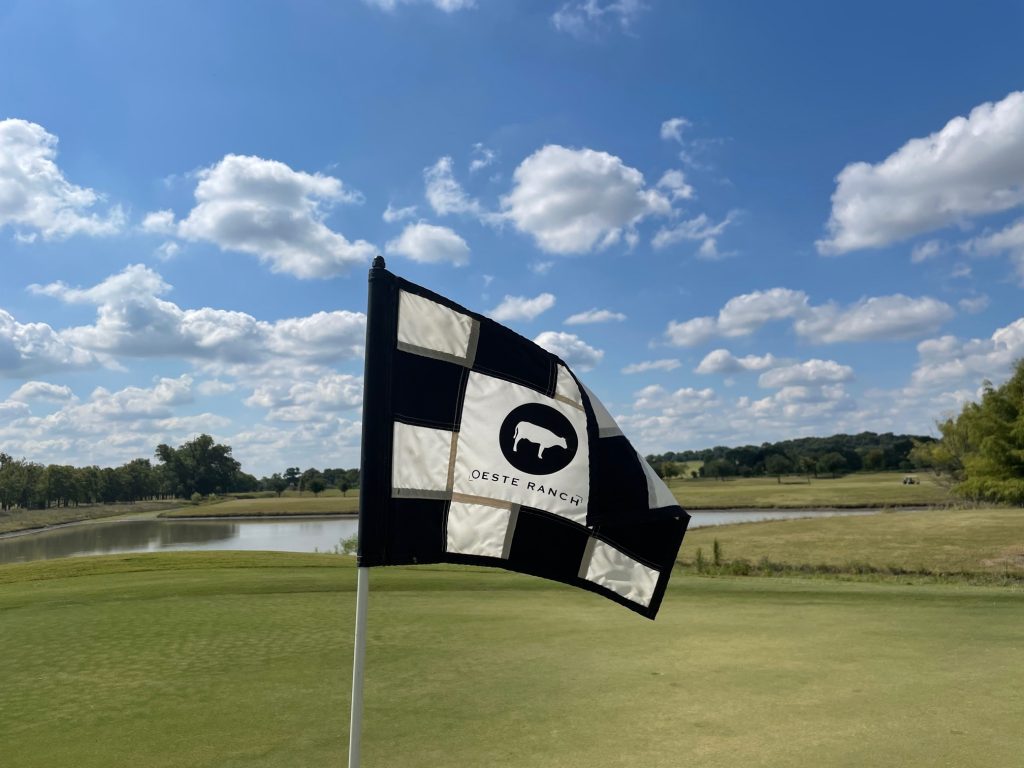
[0, 505, 947, 541]
[0, 510, 360, 540]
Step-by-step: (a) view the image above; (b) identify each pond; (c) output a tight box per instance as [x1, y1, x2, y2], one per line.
[0, 508, 881, 565]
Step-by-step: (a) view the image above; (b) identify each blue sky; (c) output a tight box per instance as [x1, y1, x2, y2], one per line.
[2, 0, 1024, 476]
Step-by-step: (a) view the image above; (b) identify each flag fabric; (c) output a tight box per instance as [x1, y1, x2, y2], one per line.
[358, 258, 690, 618]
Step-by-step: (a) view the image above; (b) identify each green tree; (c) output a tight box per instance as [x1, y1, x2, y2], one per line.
[155, 434, 241, 497]
[797, 455, 817, 478]
[861, 447, 887, 471]
[817, 452, 848, 479]
[764, 454, 792, 483]
[923, 361, 1024, 505]
[121, 458, 157, 502]
[0, 453, 26, 511]
[99, 467, 122, 503]
[703, 458, 736, 481]
[299, 468, 322, 495]
[45, 464, 78, 507]
[268, 473, 288, 497]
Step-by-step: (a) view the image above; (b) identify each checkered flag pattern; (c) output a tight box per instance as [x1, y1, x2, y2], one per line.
[358, 264, 690, 619]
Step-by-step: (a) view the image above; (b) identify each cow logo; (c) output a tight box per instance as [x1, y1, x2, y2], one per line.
[499, 403, 578, 475]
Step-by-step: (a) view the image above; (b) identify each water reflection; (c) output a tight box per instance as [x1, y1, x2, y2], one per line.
[0, 509, 877, 565]
[688, 509, 877, 527]
[0, 518, 360, 564]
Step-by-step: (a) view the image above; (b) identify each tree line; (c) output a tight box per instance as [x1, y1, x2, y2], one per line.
[258, 466, 360, 497]
[647, 431, 933, 481]
[0, 433, 360, 511]
[910, 359, 1024, 505]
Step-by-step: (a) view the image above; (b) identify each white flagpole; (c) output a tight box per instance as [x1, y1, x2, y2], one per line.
[349, 256, 390, 766]
[347, 566, 369, 768]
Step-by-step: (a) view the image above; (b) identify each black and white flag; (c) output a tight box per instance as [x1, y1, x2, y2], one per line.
[358, 258, 690, 619]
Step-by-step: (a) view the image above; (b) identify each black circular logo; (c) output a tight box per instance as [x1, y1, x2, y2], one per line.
[499, 403, 578, 475]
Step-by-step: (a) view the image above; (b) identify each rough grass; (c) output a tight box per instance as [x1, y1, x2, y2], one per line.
[680, 506, 1024, 577]
[0, 552, 1021, 768]
[0, 500, 184, 535]
[668, 470, 950, 508]
[161, 493, 360, 518]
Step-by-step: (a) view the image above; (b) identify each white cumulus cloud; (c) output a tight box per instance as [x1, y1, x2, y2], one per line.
[621, 359, 681, 375]
[424, 156, 485, 217]
[382, 202, 418, 223]
[818, 90, 1024, 254]
[385, 221, 470, 265]
[651, 211, 738, 251]
[564, 308, 626, 325]
[501, 145, 670, 254]
[0, 118, 124, 241]
[660, 117, 691, 144]
[717, 288, 809, 336]
[0, 308, 98, 377]
[31, 264, 366, 366]
[911, 316, 1024, 387]
[88, 375, 195, 420]
[656, 169, 694, 201]
[910, 239, 945, 263]
[141, 209, 176, 235]
[0, 376, 236, 469]
[793, 295, 954, 343]
[175, 154, 375, 279]
[470, 143, 497, 173]
[246, 373, 362, 422]
[695, 349, 779, 374]
[633, 384, 718, 413]
[961, 218, 1024, 283]
[958, 295, 990, 314]
[552, 0, 647, 37]
[533, 331, 603, 371]
[663, 289, 952, 347]
[490, 293, 556, 322]
[663, 316, 718, 348]
[758, 359, 854, 388]
[9, 381, 75, 403]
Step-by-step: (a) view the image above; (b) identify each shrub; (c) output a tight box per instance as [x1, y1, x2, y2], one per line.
[727, 559, 752, 576]
[336, 534, 359, 556]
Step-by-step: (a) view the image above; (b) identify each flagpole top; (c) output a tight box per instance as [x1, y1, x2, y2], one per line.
[372, 255, 386, 270]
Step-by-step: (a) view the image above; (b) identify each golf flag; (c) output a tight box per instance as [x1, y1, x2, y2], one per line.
[358, 257, 690, 618]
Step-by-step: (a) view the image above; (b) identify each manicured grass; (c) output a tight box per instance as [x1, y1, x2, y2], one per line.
[163, 472, 949, 517]
[681, 507, 1024, 576]
[1, 551, 1022, 768]
[0, 500, 185, 535]
[161, 493, 360, 518]
[668, 470, 950, 508]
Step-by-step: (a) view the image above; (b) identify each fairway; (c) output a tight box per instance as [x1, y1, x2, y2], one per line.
[667, 471, 949, 508]
[682, 507, 1024, 576]
[2, 553, 1021, 768]
[161, 493, 361, 518]
[0, 500, 186, 535]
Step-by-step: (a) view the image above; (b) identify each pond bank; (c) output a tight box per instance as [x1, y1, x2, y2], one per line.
[0, 508, 901, 565]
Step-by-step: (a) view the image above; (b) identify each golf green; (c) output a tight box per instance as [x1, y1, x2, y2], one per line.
[1, 552, 1021, 767]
